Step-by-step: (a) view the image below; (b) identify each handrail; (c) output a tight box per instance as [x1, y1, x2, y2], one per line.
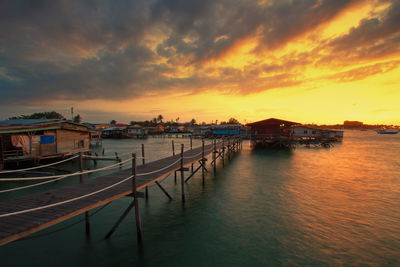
[0, 161, 132, 194]
[0, 157, 132, 181]
[0, 155, 79, 174]
[0, 174, 134, 218]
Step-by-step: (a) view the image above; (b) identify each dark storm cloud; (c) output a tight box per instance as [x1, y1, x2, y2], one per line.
[319, 0, 400, 64]
[0, 0, 398, 105]
[153, 0, 363, 62]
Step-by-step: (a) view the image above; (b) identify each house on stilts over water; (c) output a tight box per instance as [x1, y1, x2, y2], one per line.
[246, 118, 300, 148]
[246, 118, 344, 148]
[0, 119, 91, 169]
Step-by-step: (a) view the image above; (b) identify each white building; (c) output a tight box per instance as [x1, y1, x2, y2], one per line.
[291, 126, 323, 138]
[291, 126, 344, 141]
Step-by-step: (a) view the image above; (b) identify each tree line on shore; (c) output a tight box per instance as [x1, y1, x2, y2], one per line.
[7, 111, 241, 126]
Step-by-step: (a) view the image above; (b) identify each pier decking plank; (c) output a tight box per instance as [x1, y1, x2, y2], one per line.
[0, 142, 224, 245]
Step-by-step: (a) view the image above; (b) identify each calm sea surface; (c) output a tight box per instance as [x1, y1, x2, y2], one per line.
[1, 131, 399, 266]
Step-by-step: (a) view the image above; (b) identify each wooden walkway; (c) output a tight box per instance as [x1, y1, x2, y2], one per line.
[0, 139, 241, 246]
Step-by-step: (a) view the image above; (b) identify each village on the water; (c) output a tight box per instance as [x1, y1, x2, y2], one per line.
[1, 111, 399, 169]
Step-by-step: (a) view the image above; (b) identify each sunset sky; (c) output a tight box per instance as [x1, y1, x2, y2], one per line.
[0, 0, 399, 124]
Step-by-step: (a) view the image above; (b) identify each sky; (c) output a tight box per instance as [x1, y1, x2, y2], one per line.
[0, 0, 399, 125]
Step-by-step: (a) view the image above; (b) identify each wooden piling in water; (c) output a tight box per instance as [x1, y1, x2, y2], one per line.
[213, 139, 217, 174]
[222, 139, 225, 167]
[172, 140, 177, 184]
[79, 152, 91, 237]
[132, 153, 143, 244]
[190, 136, 194, 173]
[180, 144, 185, 203]
[142, 144, 148, 200]
[201, 139, 205, 184]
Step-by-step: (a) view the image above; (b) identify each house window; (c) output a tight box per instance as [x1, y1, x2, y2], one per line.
[312, 131, 316, 134]
[76, 140, 84, 148]
[304, 130, 308, 134]
[40, 135, 55, 144]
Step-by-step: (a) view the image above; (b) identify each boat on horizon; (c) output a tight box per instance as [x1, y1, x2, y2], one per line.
[376, 128, 399, 134]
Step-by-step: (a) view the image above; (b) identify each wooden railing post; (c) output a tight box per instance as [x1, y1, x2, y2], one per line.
[172, 140, 177, 184]
[142, 144, 148, 200]
[213, 138, 216, 174]
[180, 144, 185, 202]
[79, 152, 91, 237]
[132, 153, 143, 244]
[201, 139, 205, 184]
[115, 152, 122, 167]
[227, 138, 231, 160]
[222, 138, 225, 167]
[190, 136, 194, 173]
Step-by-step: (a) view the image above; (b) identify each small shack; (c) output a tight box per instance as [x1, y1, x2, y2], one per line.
[147, 125, 165, 135]
[127, 125, 148, 139]
[0, 119, 91, 168]
[291, 126, 344, 142]
[291, 125, 323, 139]
[101, 126, 128, 139]
[191, 125, 212, 138]
[210, 124, 246, 137]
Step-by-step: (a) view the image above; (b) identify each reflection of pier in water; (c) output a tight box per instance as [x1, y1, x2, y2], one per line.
[0, 138, 242, 246]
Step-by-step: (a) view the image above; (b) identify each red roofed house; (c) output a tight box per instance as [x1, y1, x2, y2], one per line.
[246, 118, 300, 148]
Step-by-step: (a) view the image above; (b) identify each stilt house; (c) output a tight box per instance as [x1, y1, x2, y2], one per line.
[0, 119, 91, 168]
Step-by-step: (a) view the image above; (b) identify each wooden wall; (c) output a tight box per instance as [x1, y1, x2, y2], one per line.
[56, 129, 90, 155]
[0, 136, 3, 169]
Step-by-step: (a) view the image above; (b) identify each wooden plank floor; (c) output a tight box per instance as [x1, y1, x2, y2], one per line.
[0, 142, 227, 245]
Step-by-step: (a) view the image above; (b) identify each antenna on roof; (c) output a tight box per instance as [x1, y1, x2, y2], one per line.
[71, 107, 74, 121]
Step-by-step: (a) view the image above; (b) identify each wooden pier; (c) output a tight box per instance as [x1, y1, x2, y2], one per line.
[0, 138, 242, 246]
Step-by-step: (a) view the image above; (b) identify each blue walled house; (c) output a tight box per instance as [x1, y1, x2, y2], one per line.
[210, 124, 246, 137]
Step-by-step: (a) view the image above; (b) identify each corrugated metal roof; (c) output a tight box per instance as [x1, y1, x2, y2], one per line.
[246, 118, 300, 126]
[103, 126, 127, 131]
[0, 119, 60, 125]
[0, 126, 61, 134]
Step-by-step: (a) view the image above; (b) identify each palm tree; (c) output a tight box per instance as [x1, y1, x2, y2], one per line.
[73, 114, 82, 123]
[110, 120, 116, 125]
[228, 118, 240, 124]
[157, 114, 164, 124]
[190, 118, 196, 125]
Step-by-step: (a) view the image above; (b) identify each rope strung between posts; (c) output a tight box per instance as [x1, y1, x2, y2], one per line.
[0, 176, 66, 194]
[0, 174, 134, 218]
[0, 161, 132, 193]
[136, 158, 182, 176]
[0, 157, 132, 181]
[182, 151, 203, 159]
[83, 154, 145, 160]
[0, 155, 79, 174]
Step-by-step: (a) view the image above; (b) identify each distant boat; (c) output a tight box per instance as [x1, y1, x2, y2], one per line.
[376, 129, 399, 134]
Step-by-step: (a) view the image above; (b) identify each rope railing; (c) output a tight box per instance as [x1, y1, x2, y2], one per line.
[0, 157, 132, 182]
[0, 155, 79, 174]
[136, 158, 182, 177]
[182, 151, 203, 159]
[0, 138, 242, 217]
[83, 154, 145, 160]
[0, 176, 68, 194]
[0, 161, 132, 193]
[0, 174, 134, 218]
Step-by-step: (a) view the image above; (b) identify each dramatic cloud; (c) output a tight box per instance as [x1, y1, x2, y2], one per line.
[326, 60, 400, 82]
[0, 0, 399, 106]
